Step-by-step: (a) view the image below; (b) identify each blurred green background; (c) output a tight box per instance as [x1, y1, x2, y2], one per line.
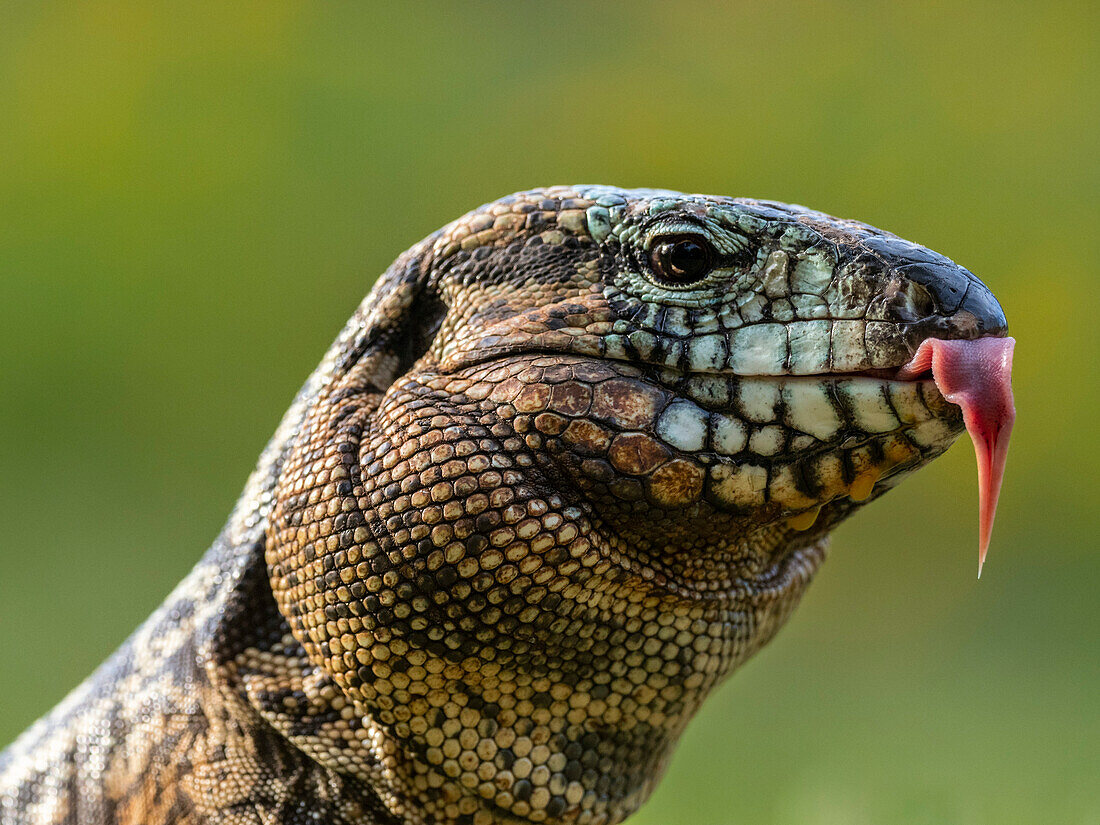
[1, 2, 1096, 823]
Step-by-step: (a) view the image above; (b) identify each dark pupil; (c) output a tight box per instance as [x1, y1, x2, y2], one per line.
[655, 239, 712, 283]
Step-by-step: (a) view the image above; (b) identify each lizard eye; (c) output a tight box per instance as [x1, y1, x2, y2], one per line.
[649, 236, 716, 285]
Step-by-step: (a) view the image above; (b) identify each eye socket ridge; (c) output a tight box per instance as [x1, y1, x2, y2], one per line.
[648, 234, 718, 286]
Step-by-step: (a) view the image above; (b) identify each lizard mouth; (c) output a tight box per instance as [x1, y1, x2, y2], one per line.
[440, 330, 1014, 575]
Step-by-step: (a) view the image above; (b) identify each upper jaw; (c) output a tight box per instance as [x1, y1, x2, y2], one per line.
[437, 250, 1008, 384]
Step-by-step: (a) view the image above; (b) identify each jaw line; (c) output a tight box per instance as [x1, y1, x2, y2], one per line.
[440, 341, 937, 385]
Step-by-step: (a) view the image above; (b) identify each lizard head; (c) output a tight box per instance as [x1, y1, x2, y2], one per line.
[266, 187, 1010, 825]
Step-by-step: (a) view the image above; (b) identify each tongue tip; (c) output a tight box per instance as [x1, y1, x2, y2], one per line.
[975, 401, 1013, 582]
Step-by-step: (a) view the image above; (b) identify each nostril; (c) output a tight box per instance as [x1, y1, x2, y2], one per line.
[884, 279, 936, 323]
[894, 262, 969, 315]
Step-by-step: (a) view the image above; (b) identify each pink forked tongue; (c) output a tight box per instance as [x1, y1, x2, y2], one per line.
[897, 336, 1016, 578]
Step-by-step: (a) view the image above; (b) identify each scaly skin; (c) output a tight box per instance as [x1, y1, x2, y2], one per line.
[0, 187, 1008, 825]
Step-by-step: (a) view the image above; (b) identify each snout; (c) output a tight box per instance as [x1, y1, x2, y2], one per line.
[862, 234, 1009, 351]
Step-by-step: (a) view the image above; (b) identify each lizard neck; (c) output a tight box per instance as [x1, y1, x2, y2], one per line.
[262, 355, 828, 825]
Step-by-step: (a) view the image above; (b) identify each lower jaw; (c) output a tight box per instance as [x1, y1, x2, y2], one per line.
[436, 352, 963, 593]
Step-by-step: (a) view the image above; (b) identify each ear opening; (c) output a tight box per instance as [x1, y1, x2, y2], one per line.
[333, 247, 447, 396]
[394, 287, 448, 378]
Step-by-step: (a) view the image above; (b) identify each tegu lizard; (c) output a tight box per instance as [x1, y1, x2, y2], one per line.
[0, 186, 1016, 825]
